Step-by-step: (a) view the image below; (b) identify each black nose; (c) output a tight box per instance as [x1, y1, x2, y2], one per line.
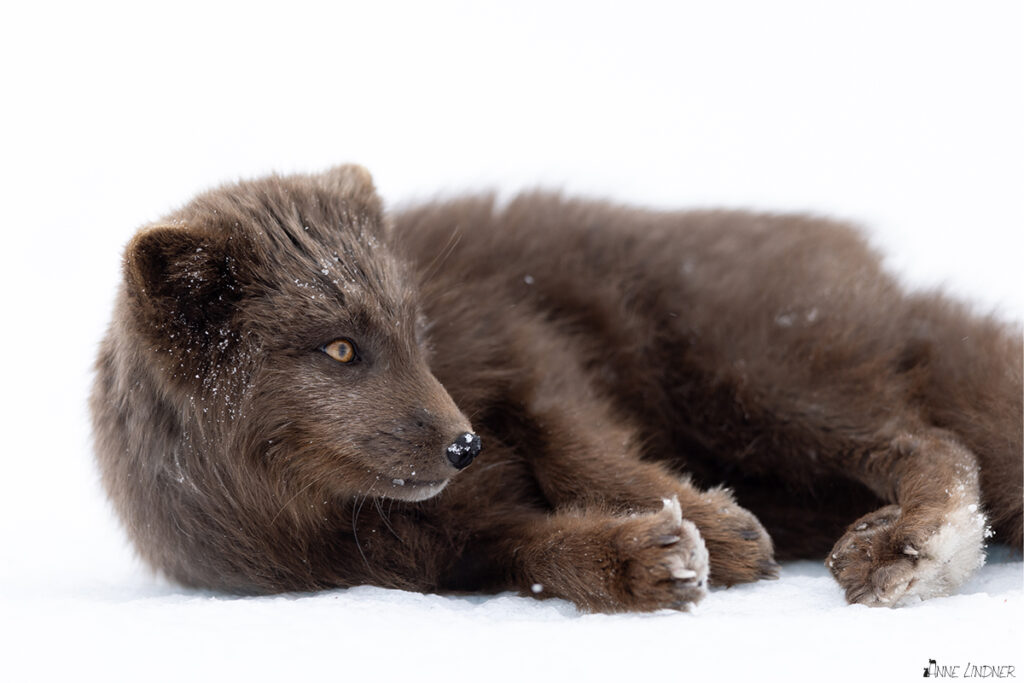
[446, 432, 481, 470]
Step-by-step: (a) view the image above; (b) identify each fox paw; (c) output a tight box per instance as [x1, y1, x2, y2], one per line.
[828, 503, 987, 606]
[610, 497, 709, 611]
[685, 487, 779, 586]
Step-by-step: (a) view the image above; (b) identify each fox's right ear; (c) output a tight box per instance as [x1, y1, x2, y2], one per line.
[124, 225, 240, 335]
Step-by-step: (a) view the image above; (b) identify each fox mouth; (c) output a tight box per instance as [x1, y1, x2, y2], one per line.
[389, 476, 446, 489]
[386, 476, 450, 501]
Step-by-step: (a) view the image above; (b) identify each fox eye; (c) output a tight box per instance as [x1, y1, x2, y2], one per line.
[321, 338, 358, 364]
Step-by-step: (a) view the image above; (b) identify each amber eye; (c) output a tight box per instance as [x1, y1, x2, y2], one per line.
[321, 338, 358, 363]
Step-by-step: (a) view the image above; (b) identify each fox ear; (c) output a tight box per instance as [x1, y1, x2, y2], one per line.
[124, 226, 239, 334]
[320, 164, 383, 220]
[321, 163, 376, 196]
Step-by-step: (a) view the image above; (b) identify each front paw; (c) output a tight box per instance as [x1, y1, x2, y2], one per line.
[828, 504, 987, 606]
[685, 487, 779, 586]
[610, 497, 710, 612]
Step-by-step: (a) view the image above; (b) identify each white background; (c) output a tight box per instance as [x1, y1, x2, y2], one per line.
[1, 1, 1021, 681]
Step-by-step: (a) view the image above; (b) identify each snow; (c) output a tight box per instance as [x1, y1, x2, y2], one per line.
[2, 547, 1020, 681]
[0, 1, 1021, 681]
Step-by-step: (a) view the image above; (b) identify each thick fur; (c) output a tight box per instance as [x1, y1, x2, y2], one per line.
[91, 165, 1022, 612]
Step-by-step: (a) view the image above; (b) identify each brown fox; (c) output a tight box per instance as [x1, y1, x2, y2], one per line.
[90, 165, 1022, 612]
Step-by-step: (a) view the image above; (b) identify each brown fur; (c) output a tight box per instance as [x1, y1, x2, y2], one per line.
[90, 165, 1022, 612]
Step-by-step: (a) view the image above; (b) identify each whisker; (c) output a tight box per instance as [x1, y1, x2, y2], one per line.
[373, 496, 402, 541]
[421, 227, 463, 283]
[470, 459, 516, 474]
[270, 476, 322, 527]
[352, 492, 372, 573]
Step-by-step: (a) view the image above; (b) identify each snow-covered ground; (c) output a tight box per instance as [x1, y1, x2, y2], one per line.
[1, 2, 1021, 681]
[2, 552, 1021, 681]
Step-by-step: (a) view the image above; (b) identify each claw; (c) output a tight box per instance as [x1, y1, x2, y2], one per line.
[758, 559, 781, 580]
[666, 554, 698, 580]
[661, 496, 683, 526]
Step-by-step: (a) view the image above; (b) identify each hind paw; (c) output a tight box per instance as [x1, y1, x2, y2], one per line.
[828, 504, 987, 606]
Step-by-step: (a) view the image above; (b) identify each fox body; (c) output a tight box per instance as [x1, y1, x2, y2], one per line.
[91, 166, 1022, 611]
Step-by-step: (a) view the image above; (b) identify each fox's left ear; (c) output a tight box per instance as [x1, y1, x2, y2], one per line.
[124, 225, 240, 336]
[319, 164, 384, 221]
[321, 163, 375, 194]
